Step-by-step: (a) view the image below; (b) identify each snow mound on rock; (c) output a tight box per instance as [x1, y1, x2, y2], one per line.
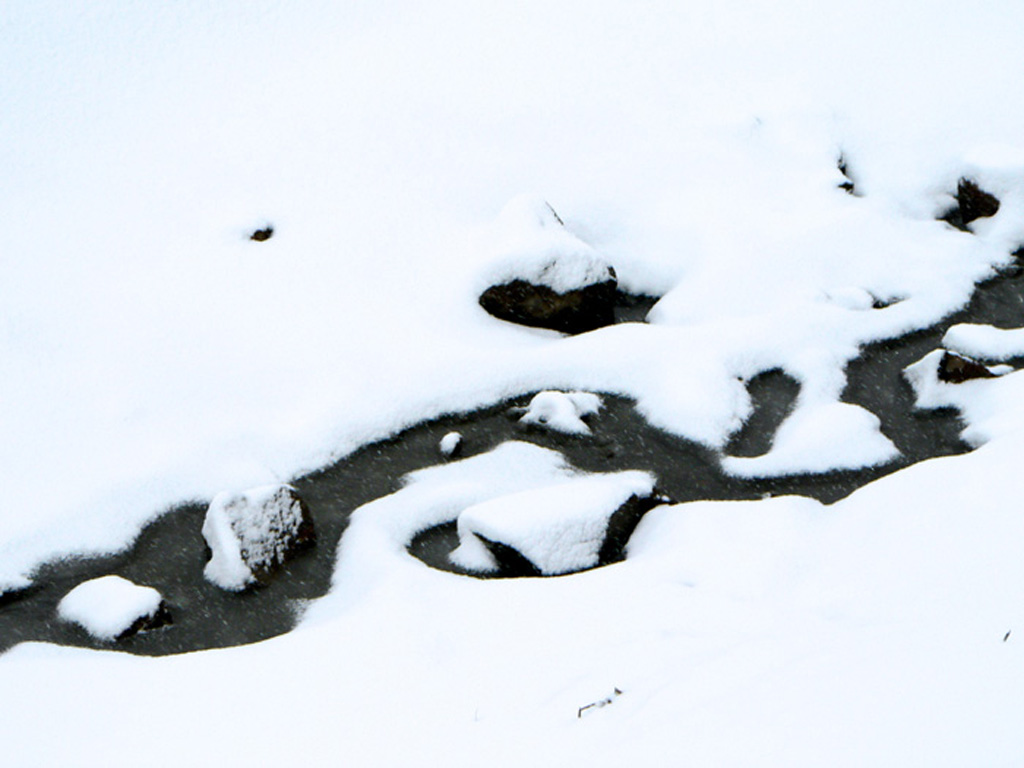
[479, 195, 614, 294]
[519, 390, 602, 435]
[57, 575, 164, 642]
[450, 470, 655, 575]
[944, 323, 1024, 363]
[202, 484, 314, 591]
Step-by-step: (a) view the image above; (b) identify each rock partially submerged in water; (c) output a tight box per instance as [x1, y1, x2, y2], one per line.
[202, 484, 315, 591]
[516, 390, 602, 435]
[449, 470, 660, 576]
[57, 575, 171, 642]
[479, 195, 618, 334]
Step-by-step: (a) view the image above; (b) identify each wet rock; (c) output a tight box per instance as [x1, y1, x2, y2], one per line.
[939, 178, 1000, 231]
[937, 350, 997, 383]
[250, 225, 274, 242]
[202, 484, 316, 591]
[479, 273, 618, 334]
[57, 575, 172, 642]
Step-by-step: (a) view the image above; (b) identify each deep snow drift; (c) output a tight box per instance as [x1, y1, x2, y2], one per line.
[3, 0, 1024, 765]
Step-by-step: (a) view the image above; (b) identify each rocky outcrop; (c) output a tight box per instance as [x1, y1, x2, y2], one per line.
[202, 484, 316, 591]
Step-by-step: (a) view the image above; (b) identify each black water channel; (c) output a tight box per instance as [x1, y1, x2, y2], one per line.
[2, 271, 1024, 656]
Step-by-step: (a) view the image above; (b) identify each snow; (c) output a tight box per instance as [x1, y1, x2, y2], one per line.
[722, 401, 900, 477]
[56, 576, 163, 642]
[477, 195, 616, 294]
[202, 484, 309, 591]
[449, 470, 655, 575]
[518, 390, 602, 435]
[944, 322, 1024, 362]
[439, 431, 463, 458]
[3, 0, 1024, 764]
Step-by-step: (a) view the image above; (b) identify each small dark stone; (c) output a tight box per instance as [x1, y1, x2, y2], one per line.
[937, 350, 996, 383]
[939, 179, 1000, 231]
[837, 155, 857, 195]
[116, 601, 173, 642]
[479, 272, 618, 334]
[250, 226, 274, 242]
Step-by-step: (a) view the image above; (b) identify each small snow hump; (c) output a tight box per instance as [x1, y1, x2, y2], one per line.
[57, 575, 171, 642]
[202, 484, 315, 591]
[518, 390, 602, 435]
[439, 431, 463, 459]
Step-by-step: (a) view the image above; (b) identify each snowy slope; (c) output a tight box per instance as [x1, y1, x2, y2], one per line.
[3, 0, 1024, 764]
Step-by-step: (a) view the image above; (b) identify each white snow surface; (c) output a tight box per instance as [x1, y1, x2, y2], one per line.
[944, 322, 1024, 362]
[450, 470, 655, 575]
[478, 195, 616, 294]
[722, 401, 899, 478]
[202, 484, 307, 591]
[56, 575, 163, 642]
[3, 0, 1024, 764]
[518, 390, 602, 435]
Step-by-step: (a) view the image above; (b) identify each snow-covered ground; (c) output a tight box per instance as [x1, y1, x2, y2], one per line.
[3, 1, 1024, 764]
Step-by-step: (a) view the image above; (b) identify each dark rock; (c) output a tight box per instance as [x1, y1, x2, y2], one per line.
[479, 271, 618, 334]
[117, 601, 173, 641]
[937, 350, 996, 383]
[939, 179, 1000, 231]
[250, 226, 274, 242]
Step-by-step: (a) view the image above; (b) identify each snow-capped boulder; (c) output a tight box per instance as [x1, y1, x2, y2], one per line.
[202, 484, 315, 591]
[478, 196, 618, 334]
[57, 575, 171, 642]
[449, 470, 659, 576]
[518, 390, 602, 435]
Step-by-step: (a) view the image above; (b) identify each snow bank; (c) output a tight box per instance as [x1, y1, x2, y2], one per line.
[57, 576, 164, 642]
[518, 390, 602, 435]
[202, 484, 313, 591]
[450, 470, 655, 575]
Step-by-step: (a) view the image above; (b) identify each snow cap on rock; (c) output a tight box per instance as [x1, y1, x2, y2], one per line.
[57, 575, 166, 642]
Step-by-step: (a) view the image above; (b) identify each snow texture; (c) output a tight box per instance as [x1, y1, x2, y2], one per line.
[56, 576, 163, 642]
[722, 401, 899, 477]
[519, 391, 602, 435]
[449, 470, 655, 575]
[478, 195, 615, 294]
[202, 484, 309, 591]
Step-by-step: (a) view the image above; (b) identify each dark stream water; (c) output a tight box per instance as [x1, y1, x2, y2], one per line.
[1, 271, 1023, 656]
